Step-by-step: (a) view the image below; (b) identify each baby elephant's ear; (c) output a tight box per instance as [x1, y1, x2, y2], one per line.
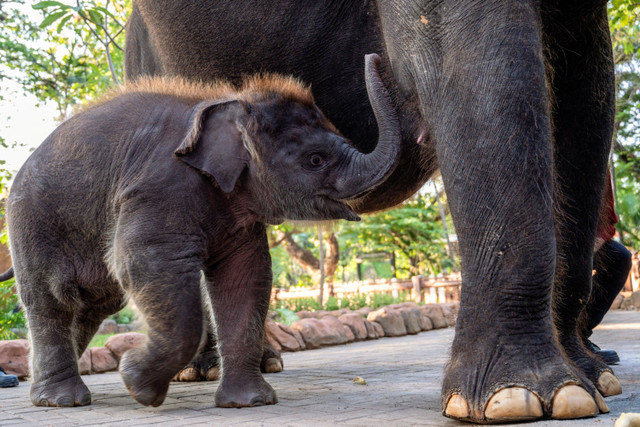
[175, 100, 248, 194]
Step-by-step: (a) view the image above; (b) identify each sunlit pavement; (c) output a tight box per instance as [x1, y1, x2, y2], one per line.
[1, 311, 639, 426]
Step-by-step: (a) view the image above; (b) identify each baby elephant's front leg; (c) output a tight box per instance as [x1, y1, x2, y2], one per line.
[207, 231, 277, 407]
[113, 226, 206, 407]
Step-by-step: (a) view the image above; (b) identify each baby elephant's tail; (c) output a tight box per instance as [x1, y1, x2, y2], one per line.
[0, 267, 14, 282]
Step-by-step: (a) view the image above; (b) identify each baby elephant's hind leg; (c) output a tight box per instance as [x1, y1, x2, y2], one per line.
[22, 284, 91, 407]
[72, 295, 125, 359]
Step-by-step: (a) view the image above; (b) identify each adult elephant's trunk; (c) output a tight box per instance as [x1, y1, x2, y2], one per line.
[333, 53, 401, 200]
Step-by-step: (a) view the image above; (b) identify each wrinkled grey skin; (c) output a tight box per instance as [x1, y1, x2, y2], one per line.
[125, 0, 618, 423]
[6, 56, 400, 408]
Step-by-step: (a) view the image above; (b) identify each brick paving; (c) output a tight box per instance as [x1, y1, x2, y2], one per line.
[1, 311, 639, 426]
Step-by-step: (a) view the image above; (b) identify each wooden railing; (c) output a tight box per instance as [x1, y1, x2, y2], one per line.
[271, 273, 462, 305]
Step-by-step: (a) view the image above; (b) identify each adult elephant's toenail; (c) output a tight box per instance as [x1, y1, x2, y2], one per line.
[597, 371, 622, 397]
[594, 391, 609, 413]
[551, 385, 598, 419]
[206, 367, 221, 381]
[444, 394, 469, 419]
[485, 387, 543, 421]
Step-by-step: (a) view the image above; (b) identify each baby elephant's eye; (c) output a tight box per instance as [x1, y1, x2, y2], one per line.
[307, 153, 325, 168]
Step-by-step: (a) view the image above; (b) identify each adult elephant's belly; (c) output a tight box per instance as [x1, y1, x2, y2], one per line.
[128, 0, 437, 213]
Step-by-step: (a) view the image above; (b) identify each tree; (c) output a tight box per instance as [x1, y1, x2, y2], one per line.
[339, 193, 455, 279]
[270, 226, 340, 292]
[0, 0, 129, 121]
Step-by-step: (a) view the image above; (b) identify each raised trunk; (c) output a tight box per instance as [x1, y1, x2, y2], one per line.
[333, 54, 402, 200]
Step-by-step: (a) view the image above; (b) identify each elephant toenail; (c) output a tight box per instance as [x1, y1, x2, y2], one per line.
[597, 371, 622, 397]
[594, 391, 609, 413]
[250, 396, 266, 406]
[485, 387, 543, 421]
[444, 394, 469, 419]
[551, 385, 598, 419]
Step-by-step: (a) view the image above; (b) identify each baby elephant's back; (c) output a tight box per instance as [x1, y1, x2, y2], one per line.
[7, 94, 186, 284]
[9, 94, 183, 232]
[9, 102, 127, 239]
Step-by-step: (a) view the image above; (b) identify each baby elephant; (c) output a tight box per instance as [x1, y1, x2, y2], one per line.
[6, 54, 400, 408]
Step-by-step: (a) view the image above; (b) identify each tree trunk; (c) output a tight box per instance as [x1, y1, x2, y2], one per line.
[273, 230, 339, 288]
[325, 233, 339, 296]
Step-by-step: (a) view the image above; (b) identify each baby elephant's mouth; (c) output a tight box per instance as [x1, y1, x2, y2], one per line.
[317, 195, 360, 222]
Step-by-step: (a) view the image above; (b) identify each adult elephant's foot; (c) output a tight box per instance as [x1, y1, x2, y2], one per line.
[172, 345, 221, 382]
[120, 348, 169, 407]
[214, 374, 277, 407]
[31, 370, 91, 407]
[172, 344, 279, 381]
[562, 336, 622, 397]
[442, 342, 608, 423]
[173, 367, 200, 382]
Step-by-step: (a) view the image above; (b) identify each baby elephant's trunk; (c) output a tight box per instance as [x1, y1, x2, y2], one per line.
[333, 53, 401, 200]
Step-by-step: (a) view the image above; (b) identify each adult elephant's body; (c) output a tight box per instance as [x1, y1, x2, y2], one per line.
[126, 1, 618, 423]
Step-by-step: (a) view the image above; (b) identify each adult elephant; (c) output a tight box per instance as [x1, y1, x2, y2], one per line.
[125, 1, 619, 423]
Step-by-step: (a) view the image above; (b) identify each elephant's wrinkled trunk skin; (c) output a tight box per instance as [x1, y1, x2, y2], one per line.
[333, 53, 401, 200]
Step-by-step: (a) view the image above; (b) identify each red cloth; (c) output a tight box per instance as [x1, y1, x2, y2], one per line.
[596, 170, 618, 242]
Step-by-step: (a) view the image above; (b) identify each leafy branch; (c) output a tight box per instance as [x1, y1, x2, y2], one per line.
[33, 0, 125, 86]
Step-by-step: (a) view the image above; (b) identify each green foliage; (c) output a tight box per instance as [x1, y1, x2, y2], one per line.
[340, 193, 455, 278]
[272, 291, 409, 314]
[608, 1, 640, 247]
[323, 296, 342, 311]
[88, 332, 113, 348]
[109, 305, 136, 324]
[273, 308, 299, 326]
[273, 297, 321, 313]
[0, 1, 130, 120]
[344, 293, 367, 310]
[369, 291, 410, 309]
[0, 278, 26, 340]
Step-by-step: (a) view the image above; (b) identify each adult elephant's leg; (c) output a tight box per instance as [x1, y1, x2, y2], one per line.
[378, 1, 605, 422]
[541, 2, 621, 397]
[206, 228, 276, 407]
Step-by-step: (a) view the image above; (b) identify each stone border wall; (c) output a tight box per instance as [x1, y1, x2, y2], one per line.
[0, 302, 459, 379]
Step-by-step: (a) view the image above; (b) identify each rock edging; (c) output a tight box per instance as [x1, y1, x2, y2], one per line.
[0, 302, 459, 379]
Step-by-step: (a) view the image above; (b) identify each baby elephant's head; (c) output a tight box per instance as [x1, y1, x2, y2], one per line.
[176, 54, 400, 224]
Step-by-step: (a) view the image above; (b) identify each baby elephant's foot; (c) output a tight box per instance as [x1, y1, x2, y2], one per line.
[120, 349, 170, 407]
[31, 373, 91, 407]
[215, 374, 277, 408]
[261, 344, 283, 374]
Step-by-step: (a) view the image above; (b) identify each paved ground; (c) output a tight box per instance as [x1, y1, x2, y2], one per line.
[1, 310, 639, 426]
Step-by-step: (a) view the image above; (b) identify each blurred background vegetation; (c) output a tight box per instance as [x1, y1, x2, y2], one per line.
[0, 1, 639, 338]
